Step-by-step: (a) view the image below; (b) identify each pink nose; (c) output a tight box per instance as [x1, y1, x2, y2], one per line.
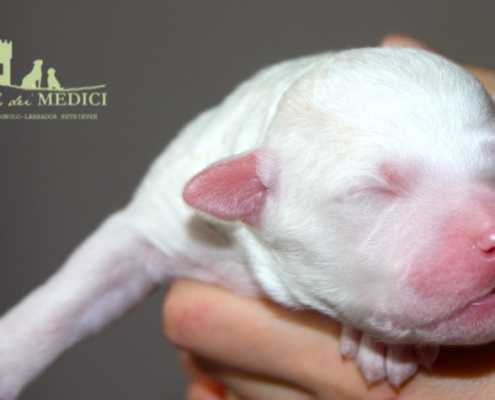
[477, 229, 495, 254]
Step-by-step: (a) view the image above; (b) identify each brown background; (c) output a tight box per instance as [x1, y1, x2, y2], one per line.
[1, 1, 494, 399]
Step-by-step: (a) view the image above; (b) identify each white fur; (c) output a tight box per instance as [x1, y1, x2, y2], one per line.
[2, 47, 495, 398]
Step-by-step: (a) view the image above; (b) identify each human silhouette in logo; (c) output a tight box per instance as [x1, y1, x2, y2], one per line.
[22, 59, 43, 89]
[47, 68, 62, 90]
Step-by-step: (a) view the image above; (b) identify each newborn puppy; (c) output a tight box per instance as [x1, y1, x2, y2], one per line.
[2, 46, 495, 398]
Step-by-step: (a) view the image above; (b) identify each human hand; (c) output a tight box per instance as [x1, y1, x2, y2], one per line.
[164, 279, 397, 400]
[163, 35, 495, 400]
[165, 280, 495, 400]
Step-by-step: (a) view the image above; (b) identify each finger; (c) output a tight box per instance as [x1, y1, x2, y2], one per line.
[187, 376, 225, 400]
[181, 352, 227, 400]
[222, 377, 312, 400]
[164, 279, 339, 387]
[184, 351, 313, 400]
[163, 280, 395, 398]
[225, 392, 241, 400]
[379, 33, 438, 52]
[189, 353, 314, 400]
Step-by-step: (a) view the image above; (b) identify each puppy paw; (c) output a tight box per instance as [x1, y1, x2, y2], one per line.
[340, 325, 439, 387]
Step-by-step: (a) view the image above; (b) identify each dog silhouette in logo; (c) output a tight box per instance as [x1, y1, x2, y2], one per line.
[22, 59, 43, 89]
[47, 68, 62, 90]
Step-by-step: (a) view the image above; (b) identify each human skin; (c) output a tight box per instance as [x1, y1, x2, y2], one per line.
[165, 280, 495, 400]
[163, 34, 495, 400]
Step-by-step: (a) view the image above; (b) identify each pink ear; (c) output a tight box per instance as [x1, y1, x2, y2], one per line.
[183, 151, 268, 225]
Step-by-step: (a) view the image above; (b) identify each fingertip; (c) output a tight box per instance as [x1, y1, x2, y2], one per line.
[379, 33, 411, 46]
[187, 378, 226, 400]
[380, 33, 437, 52]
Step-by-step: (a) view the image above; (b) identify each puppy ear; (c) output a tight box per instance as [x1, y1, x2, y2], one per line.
[183, 150, 269, 226]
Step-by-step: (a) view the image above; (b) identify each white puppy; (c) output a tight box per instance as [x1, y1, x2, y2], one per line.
[2, 46, 495, 399]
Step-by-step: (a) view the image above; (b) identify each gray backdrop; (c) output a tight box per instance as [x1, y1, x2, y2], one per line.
[1, 1, 494, 399]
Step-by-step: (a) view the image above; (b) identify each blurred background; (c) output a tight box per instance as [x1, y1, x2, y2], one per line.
[0, 1, 494, 398]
